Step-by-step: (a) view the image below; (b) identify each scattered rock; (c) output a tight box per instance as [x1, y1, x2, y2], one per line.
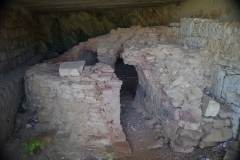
[147, 138, 164, 149]
[223, 150, 240, 160]
[8, 138, 21, 150]
[202, 96, 220, 117]
[202, 128, 232, 142]
[172, 76, 184, 87]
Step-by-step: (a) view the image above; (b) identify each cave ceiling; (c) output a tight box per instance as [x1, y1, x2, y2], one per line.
[13, 0, 186, 13]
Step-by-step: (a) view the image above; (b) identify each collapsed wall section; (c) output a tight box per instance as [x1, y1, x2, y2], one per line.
[25, 62, 131, 158]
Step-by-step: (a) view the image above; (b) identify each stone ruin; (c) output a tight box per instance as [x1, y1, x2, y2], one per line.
[25, 18, 240, 158]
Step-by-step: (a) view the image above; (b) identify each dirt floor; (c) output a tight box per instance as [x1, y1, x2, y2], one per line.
[2, 60, 227, 160]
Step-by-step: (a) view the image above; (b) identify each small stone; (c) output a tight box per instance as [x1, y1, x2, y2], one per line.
[176, 128, 204, 140]
[164, 137, 170, 144]
[202, 128, 232, 142]
[199, 141, 219, 148]
[213, 118, 231, 128]
[223, 150, 240, 160]
[172, 76, 184, 87]
[145, 119, 156, 128]
[175, 136, 199, 148]
[202, 96, 220, 117]
[147, 138, 164, 149]
[26, 123, 32, 128]
[161, 48, 169, 55]
[183, 45, 188, 49]
[59, 61, 85, 77]
[218, 109, 234, 118]
[8, 138, 21, 150]
[131, 125, 136, 131]
[170, 141, 194, 153]
[166, 90, 185, 101]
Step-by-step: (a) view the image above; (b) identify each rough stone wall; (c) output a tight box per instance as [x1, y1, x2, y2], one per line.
[46, 19, 240, 116]
[0, 3, 42, 154]
[0, 3, 40, 76]
[38, 0, 239, 58]
[0, 54, 45, 154]
[178, 18, 240, 116]
[40, 20, 239, 153]
[160, 0, 240, 25]
[25, 62, 131, 158]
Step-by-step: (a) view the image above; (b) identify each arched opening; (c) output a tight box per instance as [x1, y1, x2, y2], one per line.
[114, 58, 138, 98]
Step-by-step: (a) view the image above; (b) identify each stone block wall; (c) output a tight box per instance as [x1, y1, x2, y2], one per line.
[0, 3, 40, 76]
[25, 62, 131, 158]
[178, 18, 240, 115]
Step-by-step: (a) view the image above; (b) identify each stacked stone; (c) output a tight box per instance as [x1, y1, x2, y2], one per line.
[25, 62, 131, 158]
[122, 42, 234, 153]
[0, 4, 39, 76]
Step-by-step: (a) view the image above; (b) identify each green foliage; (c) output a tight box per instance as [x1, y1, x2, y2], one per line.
[24, 139, 44, 156]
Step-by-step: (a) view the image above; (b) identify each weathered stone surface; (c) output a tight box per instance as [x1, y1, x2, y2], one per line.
[175, 136, 199, 148]
[202, 128, 232, 142]
[210, 65, 226, 98]
[213, 118, 231, 128]
[176, 128, 204, 140]
[199, 141, 219, 148]
[59, 61, 85, 77]
[223, 150, 240, 160]
[202, 96, 220, 117]
[170, 140, 194, 153]
[178, 120, 200, 131]
[222, 75, 240, 107]
[218, 107, 235, 118]
[179, 108, 202, 123]
[145, 119, 156, 129]
[147, 138, 164, 149]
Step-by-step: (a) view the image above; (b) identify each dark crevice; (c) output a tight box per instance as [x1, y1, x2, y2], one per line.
[114, 58, 138, 97]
